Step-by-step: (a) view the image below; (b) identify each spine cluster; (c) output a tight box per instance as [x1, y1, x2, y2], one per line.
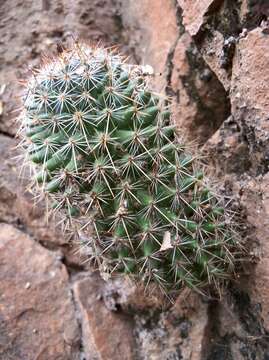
[18, 43, 240, 295]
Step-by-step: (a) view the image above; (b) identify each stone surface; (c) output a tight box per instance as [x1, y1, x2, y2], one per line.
[231, 27, 269, 175]
[177, 0, 221, 37]
[199, 13, 269, 360]
[120, 0, 178, 92]
[73, 274, 136, 360]
[170, 31, 230, 142]
[240, 175, 269, 330]
[0, 224, 80, 360]
[133, 290, 208, 360]
[102, 276, 166, 313]
[203, 117, 251, 175]
[121, 0, 230, 143]
[202, 22, 269, 349]
[198, 30, 231, 91]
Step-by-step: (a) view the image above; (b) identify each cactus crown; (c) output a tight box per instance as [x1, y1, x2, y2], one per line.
[19, 42, 240, 295]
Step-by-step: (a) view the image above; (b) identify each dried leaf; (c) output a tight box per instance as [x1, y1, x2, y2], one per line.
[159, 231, 173, 251]
[0, 84, 6, 96]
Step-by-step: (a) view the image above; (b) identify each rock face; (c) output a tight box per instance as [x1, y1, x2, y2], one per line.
[0, 224, 80, 360]
[119, 0, 178, 91]
[231, 27, 269, 175]
[121, 0, 231, 143]
[73, 275, 136, 360]
[1, 0, 269, 359]
[177, 0, 220, 37]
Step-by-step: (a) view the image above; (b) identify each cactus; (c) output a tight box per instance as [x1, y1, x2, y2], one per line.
[18, 42, 240, 295]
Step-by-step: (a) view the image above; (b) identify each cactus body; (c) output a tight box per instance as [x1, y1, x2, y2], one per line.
[19, 43, 239, 294]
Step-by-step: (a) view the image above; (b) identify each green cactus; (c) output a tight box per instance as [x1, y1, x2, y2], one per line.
[18, 43, 240, 295]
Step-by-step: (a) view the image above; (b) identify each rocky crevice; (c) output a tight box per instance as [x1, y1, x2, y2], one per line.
[165, 0, 232, 143]
[165, 0, 185, 99]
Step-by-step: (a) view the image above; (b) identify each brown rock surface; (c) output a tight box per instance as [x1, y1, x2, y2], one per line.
[231, 27, 269, 174]
[132, 290, 208, 360]
[0, 223, 80, 360]
[170, 31, 230, 142]
[120, 0, 178, 92]
[240, 175, 269, 330]
[204, 30, 269, 334]
[73, 274, 136, 360]
[121, 0, 230, 143]
[198, 30, 231, 91]
[177, 0, 221, 37]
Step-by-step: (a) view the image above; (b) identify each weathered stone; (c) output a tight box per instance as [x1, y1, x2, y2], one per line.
[0, 224, 80, 360]
[120, 0, 178, 91]
[239, 0, 269, 29]
[240, 175, 269, 330]
[198, 30, 231, 90]
[187, 1, 242, 91]
[231, 27, 269, 174]
[73, 273, 136, 360]
[170, 32, 230, 142]
[203, 117, 251, 175]
[121, 1, 230, 143]
[177, 0, 221, 37]
[202, 290, 269, 360]
[232, 27, 269, 118]
[102, 276, 166, 313]
[134, 290, 208, 360]
[172, 291, 208, 360]
[203, 28, 269, 175]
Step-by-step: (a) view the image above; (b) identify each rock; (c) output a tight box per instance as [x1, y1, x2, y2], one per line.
[73, 273, 136, 360]
[188, 1, 242, 91]
[74, 276, 209, 360]
[0, 223, 80, 360]
[240, 175, 269, 330]
[177, 0, 221, 37]
[120, 0, 178, 91]
[203, 117, 251, 175]
[239, 0, 269, 29]
[172, 291, 209, 360]
[202, 290, 269, 360]
[121, 1, 230, 143]
[64, 0, 127, 46]
[170, 32, 230, 142]
[231, 27, 269, 174]
[134, 290, 208, 360]
[201, 28, 269, 175]
[187, 1, 269, 93]
[102, 276, 166, 314]
[198, 30, 231, 91]
[200, 19, 269, 359]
